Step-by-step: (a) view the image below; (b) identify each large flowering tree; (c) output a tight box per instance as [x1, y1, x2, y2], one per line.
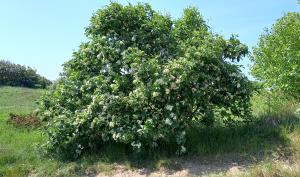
[39, 3, 253, 157]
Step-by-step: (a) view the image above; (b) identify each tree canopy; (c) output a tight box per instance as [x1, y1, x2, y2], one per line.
[0, 60, 51, 88]
[38, 3, 253, 158]
[251, 12, 300, 98]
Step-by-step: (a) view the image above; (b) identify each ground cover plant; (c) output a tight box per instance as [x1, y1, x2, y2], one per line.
[38, 2, 254, 158]
[0, 60, 51, 89]
[0, 87, 46, 176]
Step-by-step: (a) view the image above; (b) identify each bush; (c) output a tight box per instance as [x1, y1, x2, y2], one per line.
[38, 3, 253, 158]
[0, 60, 51, 88]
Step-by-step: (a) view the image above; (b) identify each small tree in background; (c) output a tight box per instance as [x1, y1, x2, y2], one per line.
[251, 12, 300, 99]
[0, 60, 51, 88]
[38, 3, 253, 158]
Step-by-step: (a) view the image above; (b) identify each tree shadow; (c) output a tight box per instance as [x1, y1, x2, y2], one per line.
[61, 114, 300, 176]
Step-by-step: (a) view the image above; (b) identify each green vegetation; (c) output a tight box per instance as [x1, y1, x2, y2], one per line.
[251, 12, 300, 98]
[0, 86, 300, 177]
[1, 2, 300, 177]
[0, 87, 44, 176]
[0, 87, 114, 177]
[38, 3, 253, 158]
[0, 60, 52, 89]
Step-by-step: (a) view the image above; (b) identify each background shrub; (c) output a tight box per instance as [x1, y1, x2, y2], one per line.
[0, 60, 51, 88]
[38, 2, 254, 158]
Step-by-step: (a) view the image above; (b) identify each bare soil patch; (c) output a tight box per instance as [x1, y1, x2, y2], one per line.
[7, 113, 41, 128]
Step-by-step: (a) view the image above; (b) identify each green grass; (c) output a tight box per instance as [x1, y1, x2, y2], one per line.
[0, 86, 300, 177]
[0, 87, 46, 176]
[0, 86, 44, 115]
[0, 87, 126, 177]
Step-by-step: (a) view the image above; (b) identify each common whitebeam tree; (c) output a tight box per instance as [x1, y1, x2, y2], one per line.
[38, 3, 253, 158]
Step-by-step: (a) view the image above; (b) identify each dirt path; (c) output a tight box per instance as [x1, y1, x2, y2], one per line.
[96, 164, 243, 177]
[96, 155, 264, 177]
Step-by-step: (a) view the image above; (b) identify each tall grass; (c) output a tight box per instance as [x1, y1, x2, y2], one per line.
[0, 87, 45, 176]
[251, 89, 299, 119]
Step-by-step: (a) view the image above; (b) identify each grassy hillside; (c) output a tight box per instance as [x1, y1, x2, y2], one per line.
[0, 87, 45, 176]
[0, 87, 44, 116]
[0, 86, 300, 177]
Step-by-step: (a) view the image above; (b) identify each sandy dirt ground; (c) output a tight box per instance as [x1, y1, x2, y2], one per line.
[95, 155, 264, 177]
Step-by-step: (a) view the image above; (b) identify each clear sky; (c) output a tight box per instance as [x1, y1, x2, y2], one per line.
[0, 0, 299, 80]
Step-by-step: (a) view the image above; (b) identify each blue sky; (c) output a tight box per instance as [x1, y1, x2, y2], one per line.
[0, 0, 299, 80]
